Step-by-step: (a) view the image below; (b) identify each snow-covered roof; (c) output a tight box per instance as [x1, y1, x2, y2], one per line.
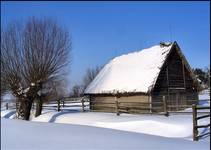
[85, 42, 173, 94]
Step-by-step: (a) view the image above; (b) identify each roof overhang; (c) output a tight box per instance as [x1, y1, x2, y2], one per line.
[84, 91, 149, 97]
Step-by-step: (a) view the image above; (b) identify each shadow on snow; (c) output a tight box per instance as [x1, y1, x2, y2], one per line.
[48, 109, 80, 123]
[3, 110, 16, 119]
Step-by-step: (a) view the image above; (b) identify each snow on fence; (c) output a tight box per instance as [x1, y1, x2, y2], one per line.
[192, 104, 210, 141]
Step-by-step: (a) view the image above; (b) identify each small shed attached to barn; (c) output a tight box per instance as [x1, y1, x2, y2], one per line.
[84, 41, 199, 113]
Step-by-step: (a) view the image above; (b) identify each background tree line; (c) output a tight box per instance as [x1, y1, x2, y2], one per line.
[193, 66, 210, 90]
[70, 66, 102, 97]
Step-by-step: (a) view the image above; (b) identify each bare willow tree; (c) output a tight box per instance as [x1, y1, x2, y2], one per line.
[22, 17, 71, 117]
[1, 60, 8, 96]
[1, 17, 71, 119]
[1, 23, 29, 119]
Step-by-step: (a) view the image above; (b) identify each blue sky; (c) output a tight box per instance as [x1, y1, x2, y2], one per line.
[1, 1, 210, 89]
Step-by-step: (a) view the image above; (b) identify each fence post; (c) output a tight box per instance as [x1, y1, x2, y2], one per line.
[62, 100, 65, 108]
[82, 97, 85, 112]
[192, 104, 198, 141]
[16, 101, 18, 110]
[149, 96, 152, 114]
[115, 96, 120, 116]
[57, 99, 61, 112]
[163, 96, 169, 116]
[6, 103, 8, 110]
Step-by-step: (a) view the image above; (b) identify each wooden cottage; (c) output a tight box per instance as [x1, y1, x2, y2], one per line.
[84, 42, 199, 113]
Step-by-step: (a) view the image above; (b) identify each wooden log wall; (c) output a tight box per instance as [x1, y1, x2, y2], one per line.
[90, 95, 150, 113]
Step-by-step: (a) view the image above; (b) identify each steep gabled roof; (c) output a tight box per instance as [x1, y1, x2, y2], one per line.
[85, 42, 198, 94]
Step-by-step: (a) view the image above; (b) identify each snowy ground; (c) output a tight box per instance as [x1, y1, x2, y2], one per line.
[199, 89, 210, 101]
[1, 92, 210, 150]
[1, 118, 209, 150]
[30, 110, 208, 140]
[1, 107, 210, 150]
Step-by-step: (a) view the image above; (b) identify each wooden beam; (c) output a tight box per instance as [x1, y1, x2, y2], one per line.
[182, 60, 186, 89]
[166, 65, 170, 109]
[163, 96, 169, 116]
[115, 96, 120, 116]
[192, 104, 198, 141]
[168, 87, 185, 90]
[196, 114, 210, 120]
[86, 92, 149, 97]
[196, 124, 210, 128]
[149, 96, 152, 113]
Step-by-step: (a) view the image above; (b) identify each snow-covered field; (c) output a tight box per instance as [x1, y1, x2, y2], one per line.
[1, 91, 210, 150]
[30, 111, 208, 139]
[199, 89, 210, 101]
[1, 118, 209, 150]
[1, 107, 210, 150]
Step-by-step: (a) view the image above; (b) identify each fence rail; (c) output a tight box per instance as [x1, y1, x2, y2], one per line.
[42, 97, 89, 112]
[1, 97, 209, 115]
[90, 97, 210, 116]
[1, 97, 89, 112]
[192, 104, 210, 141]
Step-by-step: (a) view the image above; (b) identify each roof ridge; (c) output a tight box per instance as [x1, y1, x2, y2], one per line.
[112, 42, 173, 63]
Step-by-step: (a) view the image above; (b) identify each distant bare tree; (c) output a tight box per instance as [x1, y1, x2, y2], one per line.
[204, 65, 210, 89]
[83, 66, 102, 91]
[194, 66, 210, 89]
[72, 85, 84, 97]
[41, 79, 67, 102]
[1, 17, 71, 119]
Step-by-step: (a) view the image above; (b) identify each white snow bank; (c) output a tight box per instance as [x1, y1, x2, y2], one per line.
[31, 111, 210, 140]
[95, 120, 190, 138]
[199, 89, 210, 100]
[85, 43, 172, 94]
[1, 110, 16, 119]
[199, 94, 210, 100]
[30, 111, 58, 122]
[1, 118, 209, 150]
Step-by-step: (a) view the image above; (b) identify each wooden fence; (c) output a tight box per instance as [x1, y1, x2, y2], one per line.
[1, 97, 89, 112]
[192, 104, 210, 141]
[90, 96, 209, 116]
[42, 97, 89, 112]
[110, 100, 169, 116]
[2, 97, 209, 116]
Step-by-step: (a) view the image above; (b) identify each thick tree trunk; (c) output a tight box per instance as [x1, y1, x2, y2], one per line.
[16, 99, 25, 119]
[23, 98, 33, 120]
[35, 97, 43, 117]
